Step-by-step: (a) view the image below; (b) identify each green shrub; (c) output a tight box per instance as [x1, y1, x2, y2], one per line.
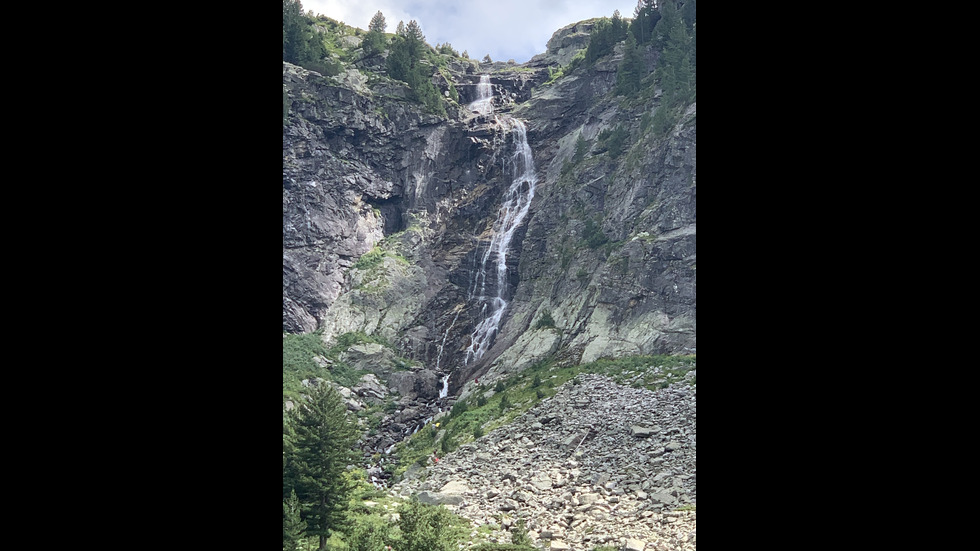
[510, 520, 532, 547]
[534, 310, 556, 330]
[582, 219, 609, 249]
[354, 247, 386, 270]
[450, 399, 468, 418]
[473, 426, 484, 439]
[494, 380, 506, 393]
[604, 124, 629, 159]
[346, 514, 396, 551]
[299, 58, 342, 76]
[476, 395, 488, 407]
[437, 43, 459, 56]
[441, 434, 455, 454]
[362, 30, 386, 56]
[396, 499, 464, 551]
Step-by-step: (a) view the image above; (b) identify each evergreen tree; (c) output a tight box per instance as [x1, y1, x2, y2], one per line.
[386, 35, 413, 82]
[283, 489, 307, 551]
[585, 17, 612, 64]
[653, 0, 680, 50]
[368, 10, 386, 33]
[290, 383, 360, 551]
[382, 20, 445, 115]
[611, 9, 629, 42]
[405, 20, 425, 42]
[396, 20, 405, 36]
[630, 0, 661, 45]
[283, 0, 305, 62]
[283, 0, 326, 65]
[363, 11, 387, 55]
[616, 32, 644, 96]
[655, 5, 693, 107]
[573, 133, 588, 164]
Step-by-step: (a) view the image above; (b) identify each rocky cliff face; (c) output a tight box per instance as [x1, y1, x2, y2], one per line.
[283, 20, 695, 398]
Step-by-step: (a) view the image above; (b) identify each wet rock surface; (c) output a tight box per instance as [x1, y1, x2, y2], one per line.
[391, 374, 696, 550]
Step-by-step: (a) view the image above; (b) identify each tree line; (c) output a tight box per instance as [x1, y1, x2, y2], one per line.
[582, 0, 696, 134]
[282, 0, 326, 67]
[363, 12, 447, 115]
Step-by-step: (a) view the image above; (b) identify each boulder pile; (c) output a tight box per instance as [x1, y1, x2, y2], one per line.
[390, 374, 696, 550]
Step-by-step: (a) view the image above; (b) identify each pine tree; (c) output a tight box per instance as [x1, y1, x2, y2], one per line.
[655, 5, 693, 107]
[283, 0, 326, 65]
[573, 133, 588, 164]
[611, 10, 629, 42]
[616, 32, 644, 96]
[653, 0, 680, 50]
[630, 0, 661, 45]
[396, 20, 405, 36]
[368, 10, 386, 33]
[405, 20, 425, 42]
[283, 489, 307, 551]
[363, 11, 387, 56]
[283, 0, 305, 63]
[290, 383, 360, 551]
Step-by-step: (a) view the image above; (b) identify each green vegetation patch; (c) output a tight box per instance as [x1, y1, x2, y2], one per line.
[533, 309, 556, 330]
[352, 244, 410, 295]
[284, 330, 402, 401]
[283, 330, 331, 401]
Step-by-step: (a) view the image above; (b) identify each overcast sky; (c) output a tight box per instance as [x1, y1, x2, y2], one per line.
[302, 0, 642, 64]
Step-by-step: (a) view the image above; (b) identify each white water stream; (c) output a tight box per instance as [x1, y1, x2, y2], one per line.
[439, 374, 450, 399]
[470, 74, 493, 116]
[463, 78, 539, 365]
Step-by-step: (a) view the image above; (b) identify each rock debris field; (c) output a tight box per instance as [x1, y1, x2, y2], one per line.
[390, 373, 696, 551]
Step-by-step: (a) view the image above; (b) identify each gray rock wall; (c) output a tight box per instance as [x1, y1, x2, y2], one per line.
[283, 18, 695, 392]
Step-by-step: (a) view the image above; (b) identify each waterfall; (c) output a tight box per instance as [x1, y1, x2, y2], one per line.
[464, 114, 538, 365]
[469, 75, 493, 116]
[434, 309, 461, 371]
[439, 374, 449, 399]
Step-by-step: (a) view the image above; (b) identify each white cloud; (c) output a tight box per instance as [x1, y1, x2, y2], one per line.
[300, 0, 641, 63]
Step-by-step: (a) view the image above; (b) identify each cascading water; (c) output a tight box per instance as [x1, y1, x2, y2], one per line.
[434, 309, 461, 371]
[439, 374, 449, 399]
[463, 81, 538, 365]
[469, 74, 493, 116]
